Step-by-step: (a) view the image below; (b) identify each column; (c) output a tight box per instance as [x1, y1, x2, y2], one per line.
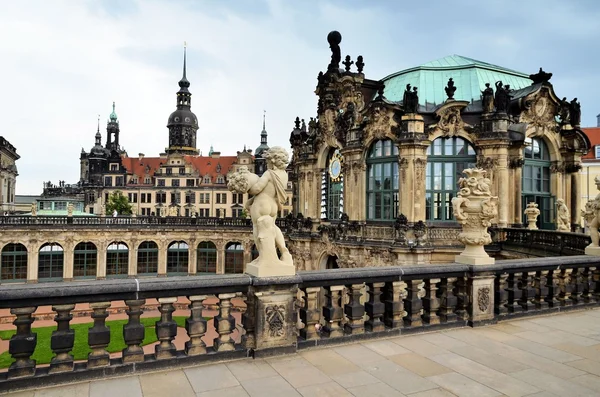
[96, 241, 107, 279]
[340, 148, 364, 221]
[571, 169, 582, 231]
[497, 152, 509, 228]
[128, 240, 138, 277]
[27, 244, 39, 283]
[157, 241, 167, 276]
[216, 242, 225, 274]
[188, 240, 197, 275]
[63, 240, 74, 281]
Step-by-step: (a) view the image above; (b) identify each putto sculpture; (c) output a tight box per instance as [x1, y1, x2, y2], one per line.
[524, 202, 540, 230]
[451, 168, 498, 265]
[555, 198, 571, 232]
[586, 176, 600, 256]
[228, 147, 295, 276]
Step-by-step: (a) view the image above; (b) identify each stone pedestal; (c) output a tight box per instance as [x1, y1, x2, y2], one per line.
[585, 246, 600, 256]
[246, 262, 296, 277]
[468, 274, 495, 325]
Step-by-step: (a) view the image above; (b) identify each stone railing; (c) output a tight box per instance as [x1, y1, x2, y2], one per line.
[1, 256, 599, 393]
[494, 227, 591, 256]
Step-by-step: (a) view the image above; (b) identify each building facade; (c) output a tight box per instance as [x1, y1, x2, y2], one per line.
[0, 137, 19, 213]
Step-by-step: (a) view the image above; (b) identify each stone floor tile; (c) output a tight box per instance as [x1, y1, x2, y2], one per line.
[269, 356, 331, 388]
[473, 328, 518, 343]
[139, 369, 195, 397]
[297, 381, 353, 397]
[331, 370, 380, 388]
[346, 382, 407, 397]
[553, 343, 600, 361]
[89, 376, 142, 397]
[499, 350, 586, 379]
[515, 329, 598, 347]
[421, 332, 469, 349]
[196, 385, 250, 397]
[570, 374, 600, 393]
[390, 336, 449, 357]
[389, 353, 453, 377]
[7, 391, 35, 397]
[427, 372, 502, 397]
[448, 345, 530, 374]
[361, 359, 438, 394]
[567, 358, 600, 376]
[362, 340, 411, 356]
[34, 383, 89, 397]
[240, 376, 301, 397]
[491, 323, 527, 334]
[503, 337, 583, 363]
[510, 368, 596, 396]
[183, 363, 239, 393]
[508, 320, 552, 332]
[442, 329, 519, 355]
[299, 348, 360, 376]
[333, 343, 386, 364]
[520, 392, 559, 397]
[407, 388, 457, 397]
[226, 359, 278, 381]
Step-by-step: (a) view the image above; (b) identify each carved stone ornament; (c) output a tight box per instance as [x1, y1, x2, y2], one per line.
[555, 198, 571, 232]
[451, 168, 498, 265]
[477, 287, 490, 312]
[476, 157, 499, 172]
[519, 88, 559, 137]
[509, 158, 524, 169]
[362, 103, 396, 144]
[581, 200, 596, 227]
[428, 101, 471, 138]
[524, 202, 540, 230]
[265, 305, 286, 337]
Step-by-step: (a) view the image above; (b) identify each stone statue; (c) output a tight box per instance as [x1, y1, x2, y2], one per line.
[451, 168, 498, 265]
[227, 147, 295, 276]
[404, 86, 419, 113]
[169, 206, 177, 217]
[342, 55, 353, 72]
[581, 200, 595, 231]
[569, 98, 581, 127]
[100, 204, 106, 217]
[559, 97, 570, 125]
[494, 81, 511, 113]
[403, 84, 411, 106]
[555, 198, 571, 232]
[585, 176, 600, 255]
[524, 202, 540, 230]
[481, 83, 494, 114]
[327, 31, 342, 73]
[31, 203, 37, 217]
[445, 78, 456, 100]
[67, 203, 74, 217]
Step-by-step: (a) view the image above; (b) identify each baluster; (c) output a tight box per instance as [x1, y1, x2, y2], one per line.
[384, 281, 406, 329]
[439, 277, 457, 323]
[344, 283, 365, 335]
[454, 277, 469, 321]
[583, 267, 596, 303]
[558, 269, 573, 307]
[300, 287, 321, 340]
[518, 271, 536, 311]
[87, 302, 111, 368]
[213, 293, 236, 351]
[545, 269, 560, 307]
[534, 271, 549, 310]
[403, 279, 423, 327]
[322, 285, 344, 338]
[186, 295, 208, 355]
[506, 273, 522, 313]
[49, 304, 75, 373]
[365, 282, 385, 332]
[241, 292, 255, 349]
[155, 297, 177, 359]
[422, 278, 441, 325]
[495, 273, 508, 316]
[570, 268, 584, 305]
[594, 268, 600, 301]
[122, 299, 145, 363]
[7, 307, 37, 378]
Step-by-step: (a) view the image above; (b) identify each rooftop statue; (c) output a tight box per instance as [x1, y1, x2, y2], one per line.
[481, 83, 494, 114]
[559, 97, 571, 125]
[327, 31, 342, 73]
[403, 85, 419, 113]
[569, 98, 581, 127]
[494, 81, 511, 114]
[529, 67, 553, 84]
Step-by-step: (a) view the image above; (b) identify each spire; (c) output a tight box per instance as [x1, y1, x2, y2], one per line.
[95, 114, 102, 145]
[260, 110, 268, 144]
[178, 42, 190, 91]
[209, 145, 214, 156]
[109, 101, 118, 122]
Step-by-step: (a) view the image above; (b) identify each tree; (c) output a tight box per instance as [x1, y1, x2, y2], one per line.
[105, 190, 133, 216]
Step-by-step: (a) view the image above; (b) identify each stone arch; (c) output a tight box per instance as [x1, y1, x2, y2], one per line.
[38, 242, 64, 281]
[137, 240, 159, 275]
[197, 241, 217, 273]
[73, 241, 97, 279]
[316, 144, 341, 170]
[1, 243, 28, 282]
[167, 240, 189, 275]
[106, 241, 128, 278]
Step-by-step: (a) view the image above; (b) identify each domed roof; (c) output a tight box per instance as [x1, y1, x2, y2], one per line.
[109, 101, 118, 122]
[381, 55, 532, 111]
[167, 108, 198, 127]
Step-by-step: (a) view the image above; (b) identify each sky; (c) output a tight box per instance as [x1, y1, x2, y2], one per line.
[1, 0, 599, 195]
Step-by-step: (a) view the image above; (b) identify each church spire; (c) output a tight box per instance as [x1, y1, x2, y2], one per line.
[260, 110, 268, 145]
[95, 114, 101, 146]
[178, 42, 190, 93]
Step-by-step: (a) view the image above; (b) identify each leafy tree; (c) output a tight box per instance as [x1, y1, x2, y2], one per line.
[105, 190, 133, 215]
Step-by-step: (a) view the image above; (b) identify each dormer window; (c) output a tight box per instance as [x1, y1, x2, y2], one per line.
[144, 177, 151, 184]
[216, 176, 225, 184]
[203, 176, 211, 184]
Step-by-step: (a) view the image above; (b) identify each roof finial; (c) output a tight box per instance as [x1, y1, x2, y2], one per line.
[263, 109, 266, 131]
[109, 102, 118, 121]
[97, 114, 100, 133]
[183, 41, 187, 80]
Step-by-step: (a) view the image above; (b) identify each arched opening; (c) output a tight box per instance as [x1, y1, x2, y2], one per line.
[106, 242, 128, 278]
[1, 243, 27, 282]
[38, 243, 64, 281]
[167, 241, 189, 275]
[321, 149, 344, 220]
[73, 242, 97, 279]
[426, 137, 476, 221]
[225, 242, 244, 274]
[366, 139, 399, 221]
[326, 255, 339, 269]
[522, 137, 554, 229]
[197, 241, 217, 274]
[137, 241, 158, 275]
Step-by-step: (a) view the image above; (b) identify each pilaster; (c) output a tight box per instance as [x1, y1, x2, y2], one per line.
[398, 113, 427, 223]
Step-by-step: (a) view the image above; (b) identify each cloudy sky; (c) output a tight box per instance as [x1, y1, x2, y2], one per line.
[2, 0, 599, 194]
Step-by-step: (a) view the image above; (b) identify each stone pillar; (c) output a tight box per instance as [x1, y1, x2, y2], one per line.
[468, 273, 495, 326]
[216, 242, 225, 274]
[128, 240, 138, 277]
[63, 240, 74, 281]
[27, 245, 39, 283]
[157, 241, 167, 276]
[188, 241, 197, 275]
[96, 241, 107, 279]
[571, 169, 582, 231]
[340, 148, 364, 221]
[497, 152, 509, 227]
[398, 114, 427, 223]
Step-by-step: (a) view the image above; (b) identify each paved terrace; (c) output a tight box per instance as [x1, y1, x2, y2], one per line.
[5, 308, 600, 397]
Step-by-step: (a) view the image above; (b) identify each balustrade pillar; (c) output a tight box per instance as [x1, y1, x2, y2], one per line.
[570, 268, 584, 305]
[7, 307, 37, 378]
[87, 302, 111, 368]
[155, 297, 177, 359]
[384, 281, 406, 329]
[506, 273, 522, 313]
[300, 287, 321, 340]
[455, 277, 469, 321]
[558, 269, 573, 306]
[593, 268, 600, 301]
[534, 270, 550, 310]
[422, 278, 441, 325]
[241, 292, 255, 349]
[403, 279, 423, 327]
[546, 270, 561, 307]
[439, 277, 457, 323]
[49, 304, 75, 373]
[365, 282, 385, 332]
[495, 273, 509, 316]
[185, 295, 208, 355]
[322, 285, 344, 337]
[583, 267, 596, 303]
[122, 299, 145, 363]
[213, 293, 236, 351]
[344, 284, 365, 335]
[518, 271, 536, 311]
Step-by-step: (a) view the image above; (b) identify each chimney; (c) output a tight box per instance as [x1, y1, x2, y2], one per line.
[597, 113, 600, 127]
[211, 151, 221, 159]
[139, 153, 145, 161]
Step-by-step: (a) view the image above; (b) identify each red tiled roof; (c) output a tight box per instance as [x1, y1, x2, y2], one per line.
[184, 155, 238, 177]
[121, 157, 164, 181]
[582, 127, 600, 160]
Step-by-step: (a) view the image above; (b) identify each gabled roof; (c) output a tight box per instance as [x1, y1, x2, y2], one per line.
[184, 155, 238, 177]
[582, 127, 600, 160]
[121, 157, 165, 182]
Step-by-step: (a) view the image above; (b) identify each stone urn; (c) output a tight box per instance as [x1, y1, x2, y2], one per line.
[451, 168, 498, 265]
[524, 202, 540, 230]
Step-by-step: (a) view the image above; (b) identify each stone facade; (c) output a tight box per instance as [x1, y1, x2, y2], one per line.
[0, 137, 19, 213]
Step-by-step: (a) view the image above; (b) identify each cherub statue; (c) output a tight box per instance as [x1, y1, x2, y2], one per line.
[555, 198, 571, 232]
[31, 203, 37, 217]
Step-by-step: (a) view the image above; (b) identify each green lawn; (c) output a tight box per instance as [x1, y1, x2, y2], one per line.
[0, 316, 190, 369]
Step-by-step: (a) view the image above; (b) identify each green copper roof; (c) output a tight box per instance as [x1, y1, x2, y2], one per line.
[381, 55, 532, 109]
[109, 101, 118, 121]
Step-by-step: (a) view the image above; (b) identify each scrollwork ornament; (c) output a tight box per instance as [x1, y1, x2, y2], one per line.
[265, 305, 286, 337]
[477, 287, 490, 312]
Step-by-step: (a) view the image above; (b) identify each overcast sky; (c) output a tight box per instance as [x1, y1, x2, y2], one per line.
[2, 0, 599, 195]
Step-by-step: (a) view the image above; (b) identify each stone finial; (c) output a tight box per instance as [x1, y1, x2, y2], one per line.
[451, 168, 498, 265]
[555, 198, 571, 232]
[445, 78, 456, 100]
[524, 202, 540, 230]
[529, 67, 552, 84]
[342, 55, 353, 72]
[356, 55, 364, 73]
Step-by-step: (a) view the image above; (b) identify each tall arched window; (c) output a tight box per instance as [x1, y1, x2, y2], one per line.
[167, 241, 189, 275]
[137, 241, 158, 275]
[73, 242, 97, 279]
[321, 149, 344, 220]
[1, 243, 27, 282]
[426, 137, 476, 221]
[225, 242, 244, 274]
[39, 243, 64, 281]
[197, 241, 217, 274]
[522, 137, 554, 229]
[106, 242, 128, 278]
[367, 139, 399, 221]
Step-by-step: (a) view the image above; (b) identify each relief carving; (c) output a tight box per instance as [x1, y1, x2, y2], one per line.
[520, 89, 559, 137]
[362, 103, 397, 145]
[477, 287, 490, 312]
[265, 305, 286, 337]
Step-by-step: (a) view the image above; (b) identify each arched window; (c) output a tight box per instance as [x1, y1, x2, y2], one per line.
[197, 241, 217, 274]
[106, 242, 128, 278]
[39, 243, 64, 281]
[137, 241, 158, 275]
[225, 242, 244, 274]
[367, 139, 399, 221]
[522, 137, 554, 229]
[167, 241, 189, 275]
[321, 149, 344, 220]
[73, 242, 97, 279]
[426, 137, 476, 221]
[1, 243, 27, 282]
